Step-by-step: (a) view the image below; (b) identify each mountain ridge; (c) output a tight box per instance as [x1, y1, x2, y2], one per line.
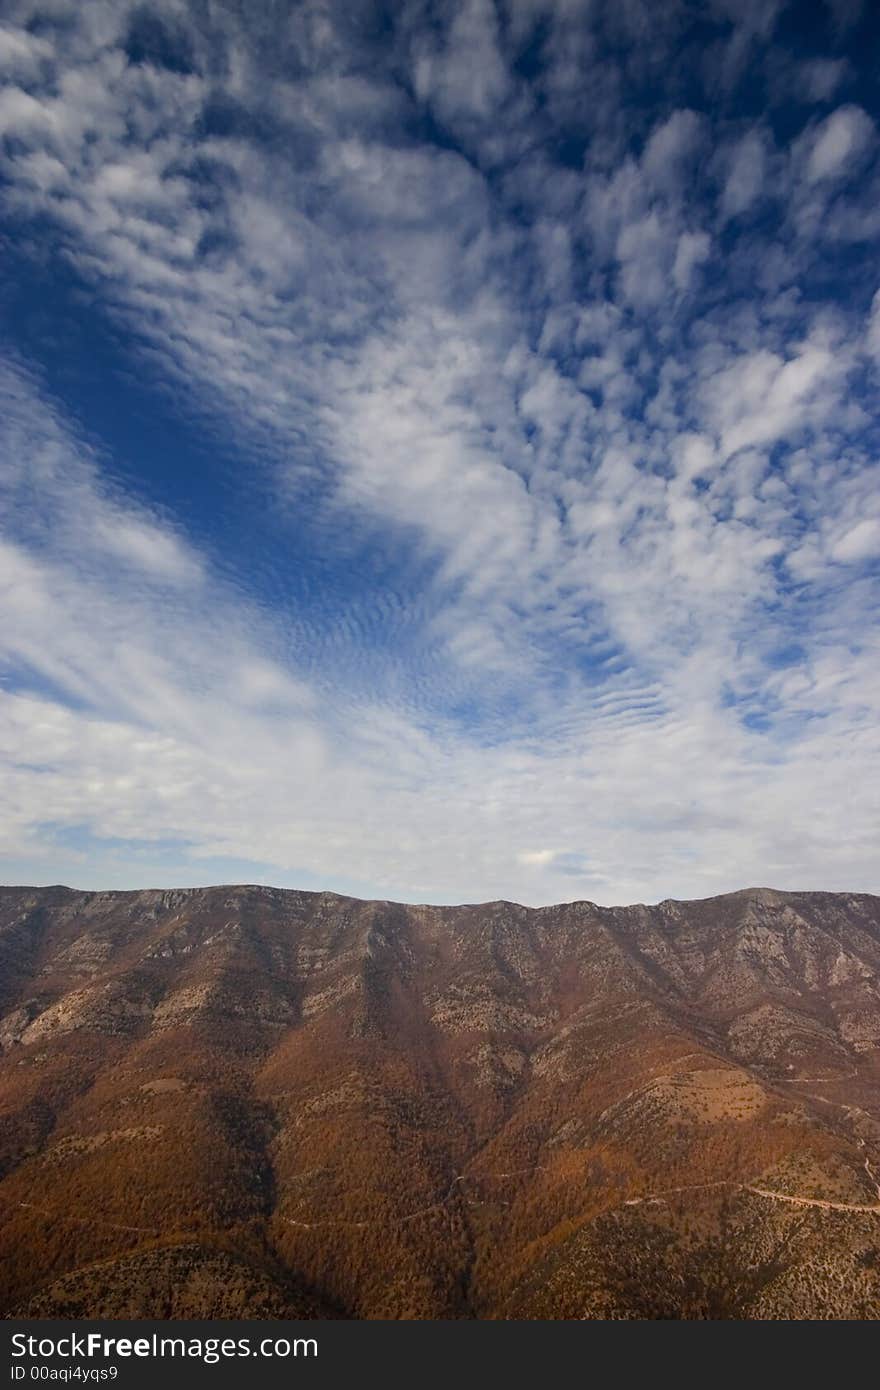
[1, 882, 879, 1318]
[5, 880, 876, 910]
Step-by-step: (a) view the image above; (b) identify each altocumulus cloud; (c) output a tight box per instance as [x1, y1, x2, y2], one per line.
[0, 0, 878, 906]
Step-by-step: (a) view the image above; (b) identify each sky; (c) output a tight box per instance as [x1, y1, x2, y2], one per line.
[0, 0, 878, 908]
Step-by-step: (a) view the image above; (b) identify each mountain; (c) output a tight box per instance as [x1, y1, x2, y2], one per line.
[1, 882, 879, 1319]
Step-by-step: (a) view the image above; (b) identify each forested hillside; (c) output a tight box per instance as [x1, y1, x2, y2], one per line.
[1, 884, 879, 1318]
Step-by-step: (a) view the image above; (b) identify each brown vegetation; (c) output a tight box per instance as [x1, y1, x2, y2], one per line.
[1, 883, 879, 1317]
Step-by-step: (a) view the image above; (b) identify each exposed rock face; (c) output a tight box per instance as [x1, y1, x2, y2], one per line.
[1, 883, 879, 1318]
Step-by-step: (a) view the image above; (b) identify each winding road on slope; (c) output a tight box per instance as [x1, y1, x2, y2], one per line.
[4, 1152, 880, 1239]
[623, 1174, 880, 1215]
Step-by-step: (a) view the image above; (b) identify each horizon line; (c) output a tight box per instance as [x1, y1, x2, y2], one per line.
[3, 880, 877, 915]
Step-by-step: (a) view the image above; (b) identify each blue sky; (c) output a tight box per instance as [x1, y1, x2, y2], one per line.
[0, 0, 878, 906]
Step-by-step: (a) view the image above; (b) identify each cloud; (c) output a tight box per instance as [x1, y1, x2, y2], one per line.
[799, 58, 849, 104]
[867, 288, 880, 361]
[805, 104, 874, 182]
[518, 850, 560, 868]
[673, 230, 711, 290]
[701, 334, 848, 460]
[0, 359, 203, 590]
[830, 518, 880, 564]
[719, 130, 766, 219]
[642, 109, 705, 190]
[412, 0, 512, 129]
[0, 1, 878, 905]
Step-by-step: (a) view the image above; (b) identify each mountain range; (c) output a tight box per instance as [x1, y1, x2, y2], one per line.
[1, 882, 879, 1319]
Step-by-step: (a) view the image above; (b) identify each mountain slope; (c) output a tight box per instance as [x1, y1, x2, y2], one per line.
[1, 883, 879, 1318]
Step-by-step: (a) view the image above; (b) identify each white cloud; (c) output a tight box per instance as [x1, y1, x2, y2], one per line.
[867, 288, 880, 361]
[720, 130, 766, 219]
[0, 23, 52, 80]
[673, 230, 711, 290]
[518, 850, 560, 867]
[90, 516, 204, 586]
[800, 58, 849, 103]
[702, 336, 846, 460]
[2, 354, 877, 906]
[643, 109, 704, 184]
[806, 104, 874, 182]
[829, 518, 880, 564]
[412, 0, 512, 128]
